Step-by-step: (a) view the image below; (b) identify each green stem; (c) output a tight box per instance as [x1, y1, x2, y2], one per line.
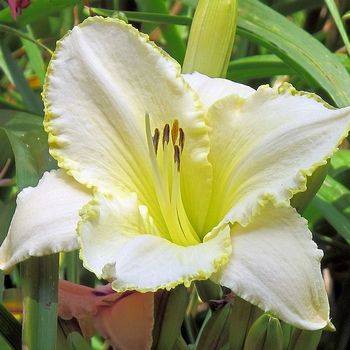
[64, 251, 80, 284]
[21, 254, 59, 350]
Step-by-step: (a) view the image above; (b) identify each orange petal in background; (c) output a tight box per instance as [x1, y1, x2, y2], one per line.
[58, 280, 154, 350]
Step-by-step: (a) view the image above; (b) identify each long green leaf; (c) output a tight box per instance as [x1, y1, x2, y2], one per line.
[288, 329, 322, 350]
[227, 54, 295, 81]
[228, 297, 263, 350]
[90, 8, 192, 25]
[0, 24, 52, 54]
[0, 110, 55, 189]
[0, 42, 42, 114]
[0, 303, 21, 350]
[312, 175, 350, 244]
[196, 305, 230, 350]
[330, 149, 350, 177]
[134, 0, 186, 63]
[325, 0, 350, 55]
[237, 0, 350, 107]
[21, 26, 46, 85]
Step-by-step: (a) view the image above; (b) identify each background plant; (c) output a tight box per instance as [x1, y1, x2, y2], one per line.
[0, 0, 350, 349]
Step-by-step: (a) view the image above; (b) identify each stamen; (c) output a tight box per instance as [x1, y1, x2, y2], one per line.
[174, 145, 181, 172]
[171, 119, 179, 145]
[162, 124, 170, 149]
[145, 114, 199, 246]
[152, 128, 160, 155]
[179, 128, 185, 153]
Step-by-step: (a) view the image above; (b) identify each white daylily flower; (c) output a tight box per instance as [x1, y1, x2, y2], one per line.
[1, 17, 350, 330]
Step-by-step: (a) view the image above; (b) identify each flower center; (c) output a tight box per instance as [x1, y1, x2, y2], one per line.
[145, 114, 200, 246]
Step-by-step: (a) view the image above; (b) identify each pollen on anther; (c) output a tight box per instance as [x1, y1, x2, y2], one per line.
[174, 145, 181, 171]
[162, 124, 170, 148]
[152, 128, 160, 154]
[171, 119, 179, 145]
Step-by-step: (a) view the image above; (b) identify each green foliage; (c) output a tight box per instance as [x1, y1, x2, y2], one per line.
[0, 110, 54, 189]
[153, 286, 189, 350]
[237, 0, 350, 107]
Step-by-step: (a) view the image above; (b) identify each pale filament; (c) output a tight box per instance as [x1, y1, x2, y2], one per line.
[145, 114, 200, 246]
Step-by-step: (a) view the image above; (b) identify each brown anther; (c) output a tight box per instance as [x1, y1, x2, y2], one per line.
[179, 128, 185, 153]
[152, 128, 160, 155]
[171, 119, 179, 145]
[162, 124, 170, 148]
[174, 145, 181, 171]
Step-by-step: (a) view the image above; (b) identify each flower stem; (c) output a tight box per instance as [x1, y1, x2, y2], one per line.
[64, 251, 80, 284]
[21, 254, 59, 350]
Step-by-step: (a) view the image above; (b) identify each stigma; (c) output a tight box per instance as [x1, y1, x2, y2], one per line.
[145, 114, 199, 246]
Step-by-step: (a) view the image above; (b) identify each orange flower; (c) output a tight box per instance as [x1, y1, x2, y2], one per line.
[58, 280, 154, 350]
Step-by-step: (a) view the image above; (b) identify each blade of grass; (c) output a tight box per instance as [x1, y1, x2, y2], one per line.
[237, 0, 350, 107]
[21, 25, 46, 86]
[134, 0, 186, 63]
[0, 303, 22, 350]
[0, 110, 55, 189]
[330, 149, 350, 177]
[325, 0, 350, 56]
[0, 24, 52, 55]
[196, 305, 231, 350]
[89, 8, 192, 25]
[0, 42, 43, 114]
[311, 175, 350, 244]
[227, 54, 295, 81]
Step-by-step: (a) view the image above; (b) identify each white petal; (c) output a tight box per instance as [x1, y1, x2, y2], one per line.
[219, 205, 329, 330]
[43, 17, 212, 233]
[183, 72, 255, 108]
[204, 85, 350, 230]
[78, 194, 232, 292]
[0, 170, 90, 270]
